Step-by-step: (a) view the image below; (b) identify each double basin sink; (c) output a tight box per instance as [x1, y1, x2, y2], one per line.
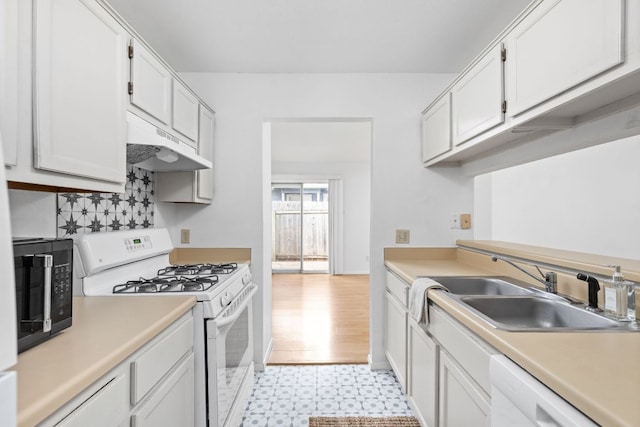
[426, 276, 635, 332]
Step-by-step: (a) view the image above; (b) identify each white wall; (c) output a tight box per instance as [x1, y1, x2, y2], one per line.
[273, 161, 371, 274]
[176, 72, 473, 368]
[476, 135, 640, 259]
[8, 190, 57, 238]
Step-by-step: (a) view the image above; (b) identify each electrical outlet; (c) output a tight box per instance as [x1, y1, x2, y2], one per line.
[461, 214, 472, 229]
[395, 229, 410, 244]
[450, 214, 460, 229]
[180, 229, 190, 244]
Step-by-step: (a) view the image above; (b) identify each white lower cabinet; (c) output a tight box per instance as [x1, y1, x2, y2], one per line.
[384, 290, 407, 392]
[40, 312, 194, 427]
[386, 269, 501, 427]
[439, 350, 490, 427]
[56, 374, 129, 427]
[407, 319, 438, 427]
[131, 353, 194, 427]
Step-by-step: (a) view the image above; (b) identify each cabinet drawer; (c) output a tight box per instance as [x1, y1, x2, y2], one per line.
[131, 315, 193, 404]
[429, 305, 497, 394]
[56, 374, 128, 427]
[385, 270, 408, 307]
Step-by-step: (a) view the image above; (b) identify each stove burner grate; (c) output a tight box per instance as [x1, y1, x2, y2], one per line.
[157, 262, 238, 276]
[113, 273, 220, 294]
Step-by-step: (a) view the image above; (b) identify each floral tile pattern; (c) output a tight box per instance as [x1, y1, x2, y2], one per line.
[241, 365, 414, 426]
[57, 165, 154, 238]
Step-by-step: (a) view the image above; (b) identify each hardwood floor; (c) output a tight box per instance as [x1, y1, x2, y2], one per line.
[269, 273, 370, 365]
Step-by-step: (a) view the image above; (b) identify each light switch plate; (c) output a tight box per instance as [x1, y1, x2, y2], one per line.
[395, 229, 410, 244]
[180, 229, 190, 244]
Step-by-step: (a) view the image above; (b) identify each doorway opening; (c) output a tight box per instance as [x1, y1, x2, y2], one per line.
[265, 118, 372, 364]
[271, 182, 329, 273]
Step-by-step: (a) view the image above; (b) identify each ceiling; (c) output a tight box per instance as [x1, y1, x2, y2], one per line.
[271, 121, 371, 164]
[105, 0, 532, 73]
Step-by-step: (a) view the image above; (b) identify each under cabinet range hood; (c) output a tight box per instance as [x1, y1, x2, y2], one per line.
[126, 112, 212, 171]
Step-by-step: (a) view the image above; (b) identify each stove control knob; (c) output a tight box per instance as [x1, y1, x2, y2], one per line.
[242, 274, 251, 285]
[220, 292, 231, 307]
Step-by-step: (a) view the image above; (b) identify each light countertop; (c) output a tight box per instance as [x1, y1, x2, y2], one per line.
[385, 245, 640, 427]
[169, 247, 251, 265]
[12, 295, 196, 427]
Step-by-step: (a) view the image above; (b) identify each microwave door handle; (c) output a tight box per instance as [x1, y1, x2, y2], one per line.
[35, 254, 53, 333]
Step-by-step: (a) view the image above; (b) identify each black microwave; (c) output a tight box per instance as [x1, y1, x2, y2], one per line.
[13, 237, 73, 353]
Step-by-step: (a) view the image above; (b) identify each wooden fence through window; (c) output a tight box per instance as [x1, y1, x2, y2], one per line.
[272, 201, 328, 261]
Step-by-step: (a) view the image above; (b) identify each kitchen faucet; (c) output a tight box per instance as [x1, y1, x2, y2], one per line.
[491, 255, 558, 293]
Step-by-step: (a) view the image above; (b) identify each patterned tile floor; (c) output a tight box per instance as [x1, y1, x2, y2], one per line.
[241, 365, 414, 426]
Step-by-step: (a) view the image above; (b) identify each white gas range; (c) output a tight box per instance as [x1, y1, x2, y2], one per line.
[74, 228, 256, 427]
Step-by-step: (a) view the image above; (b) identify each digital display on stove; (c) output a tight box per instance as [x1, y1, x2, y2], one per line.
[124, 236, 152, 252]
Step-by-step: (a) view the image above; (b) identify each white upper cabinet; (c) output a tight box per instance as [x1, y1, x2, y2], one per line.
[172, 80, 199, 145]
[155, 104, 214, 204]
[129, 39, 171, 125]
[452, 44, 505, 146]
[196, 105, 214, 201]
[507, 0, 624, 116]
[0, 0, 18, 166]
[421, 94, 451, 163]
[33, 0, 127, 184]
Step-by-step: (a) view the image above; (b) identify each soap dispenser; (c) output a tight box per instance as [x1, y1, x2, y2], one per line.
[603, 265, 635, 321]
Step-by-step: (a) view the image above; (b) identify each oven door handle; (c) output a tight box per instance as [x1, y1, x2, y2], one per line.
[214, 284, 257, 331]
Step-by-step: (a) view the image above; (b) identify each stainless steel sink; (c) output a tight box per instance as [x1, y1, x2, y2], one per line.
[426, 276, 534, 296]
[457, 296, 624, 331]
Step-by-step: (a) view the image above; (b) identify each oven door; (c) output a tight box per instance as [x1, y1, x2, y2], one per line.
[206, 284, 257, 427]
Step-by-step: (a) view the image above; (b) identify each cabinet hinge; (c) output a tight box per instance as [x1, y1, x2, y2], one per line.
[502, 100, 507, 114]
[128, 45, 134, 59]
[128, 82, 133, 95]
[501, 47, 506, 62]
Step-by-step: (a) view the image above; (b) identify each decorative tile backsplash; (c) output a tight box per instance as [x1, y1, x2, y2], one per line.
[57, 165, 154, 238]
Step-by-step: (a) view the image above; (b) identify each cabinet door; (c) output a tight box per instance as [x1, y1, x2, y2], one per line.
[439, 350, 490, 427]
[56, 374, 129, 427]
[507, 0, 624, 116]
[385, 291, 407, 392]
[422, 94, 451, 163]
[452, 44, 504, 146]
[33, 0, 126, 183]
[408, 320, 438, 427]
[196, 105, 214, 201]
[130, 39, 171, 124]
[131, 353, 195, 427]
[0, 0, 18, 166]
[172, 80, 199, 144]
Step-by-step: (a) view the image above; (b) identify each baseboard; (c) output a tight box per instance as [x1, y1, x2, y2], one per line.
[339, 270, 370, 275]
[368, 353, 391, 370]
